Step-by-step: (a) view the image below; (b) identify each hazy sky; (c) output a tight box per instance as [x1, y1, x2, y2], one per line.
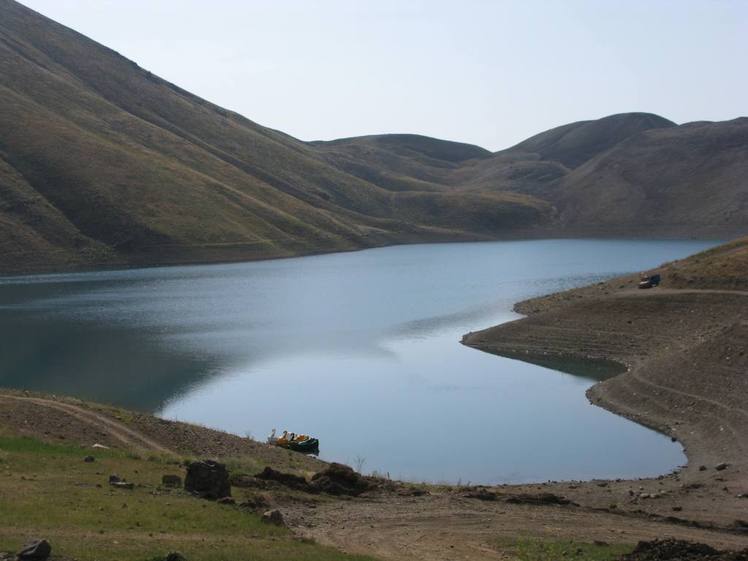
[21, 0, 748, 151]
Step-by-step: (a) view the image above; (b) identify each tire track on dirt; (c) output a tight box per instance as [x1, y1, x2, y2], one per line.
[0, 395, 175, 455]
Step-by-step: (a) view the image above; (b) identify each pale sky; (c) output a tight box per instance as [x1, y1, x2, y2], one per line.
[20, 0, 748, 151]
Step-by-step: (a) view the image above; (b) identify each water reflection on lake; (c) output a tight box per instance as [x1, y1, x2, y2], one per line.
[0, 239, 716, 483]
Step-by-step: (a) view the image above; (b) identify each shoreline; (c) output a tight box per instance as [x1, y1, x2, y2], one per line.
[461, 269, 748, 530]
[0, 230, 729, 279]
[2, 240, 747, 559]
[463, 287, 747, 469]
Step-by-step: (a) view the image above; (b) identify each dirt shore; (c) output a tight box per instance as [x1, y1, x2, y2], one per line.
[461, 279, 747, 530]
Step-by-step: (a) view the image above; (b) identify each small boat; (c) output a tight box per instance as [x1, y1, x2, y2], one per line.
[267, 429, 320, 455]
[280, 437, 320, 454]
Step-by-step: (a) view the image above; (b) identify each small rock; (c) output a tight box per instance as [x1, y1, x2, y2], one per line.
[165, 552, 187, 561]
[217, 496, 236, 505]
[83, 455, 95, 463]
[239, 494, 270, 511]
[715, 462, 729, 471]
[230, 474, 267, 489]
[255, 467, 310, 491]
[397, 487, 428, 497]
[672, 506, 683, 512]
[17, 539, 51, 561]
[309, 463, 371, 496]
[161, 474, 183, 488]
[464, 489, 497, 501]
[109, 474, 122, 484]
[505, 493, 573, 506]
[111, 481, 134, 490]
[698, 465, 707, 471]
[261, 509, 285, 526]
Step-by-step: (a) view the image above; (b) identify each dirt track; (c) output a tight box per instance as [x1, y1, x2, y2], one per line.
[0, 394, 175, 455]
[0, 390, 325, 473]
[286, 491, 748, 561]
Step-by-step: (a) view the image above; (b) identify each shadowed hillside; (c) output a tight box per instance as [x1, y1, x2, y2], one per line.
[0, 0, 746, 274]
[0, 0, 549, 273]
[550, 118, 748, 237]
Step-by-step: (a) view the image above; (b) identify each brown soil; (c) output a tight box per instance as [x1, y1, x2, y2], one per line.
[285, 491, 748, 561]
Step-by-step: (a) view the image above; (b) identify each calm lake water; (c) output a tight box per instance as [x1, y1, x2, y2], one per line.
[0, 239, 716, 483]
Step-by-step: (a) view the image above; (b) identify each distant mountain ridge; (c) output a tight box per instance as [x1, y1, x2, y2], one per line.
[0, 0, 746, 274]
[501, 113, 677, 168]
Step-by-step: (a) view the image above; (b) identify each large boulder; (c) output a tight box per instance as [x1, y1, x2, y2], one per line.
[254, 467, 310, 491]
[309, 463, 370, 496]
[17, 539, 51, 561]
[184, 460, 231, 500]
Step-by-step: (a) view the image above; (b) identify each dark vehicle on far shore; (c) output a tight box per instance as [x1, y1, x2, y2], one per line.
[639, 273, 662, 289]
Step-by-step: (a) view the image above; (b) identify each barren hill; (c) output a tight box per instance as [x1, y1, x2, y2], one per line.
[0, 0, 549, 273]
[1, 0, 747, 274]
[501, 112, 677, 168]
[550, 118, 748, 237]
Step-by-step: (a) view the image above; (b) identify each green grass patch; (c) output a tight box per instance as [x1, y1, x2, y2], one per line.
[0, 435, 119, 457]
[496, 537, 632, 561]
[0, 435, 373, 561]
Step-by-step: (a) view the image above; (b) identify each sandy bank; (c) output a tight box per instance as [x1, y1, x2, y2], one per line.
[462, 279, 748, 531]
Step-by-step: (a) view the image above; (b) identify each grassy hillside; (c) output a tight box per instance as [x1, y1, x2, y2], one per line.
[0, 435, 372, 561]
[0, 0, 746, 274]
[0, 0, 549, 273]
[659, 236, 748, 290]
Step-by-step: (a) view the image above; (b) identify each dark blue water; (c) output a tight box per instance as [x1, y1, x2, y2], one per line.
[0, 239, 716, 483]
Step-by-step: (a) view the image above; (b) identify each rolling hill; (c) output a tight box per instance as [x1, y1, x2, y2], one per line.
[0, 0, 746, 274]
[548, 118, 748, 237]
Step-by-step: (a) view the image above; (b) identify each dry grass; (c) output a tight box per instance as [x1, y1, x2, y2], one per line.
[0, 435, 373, 561]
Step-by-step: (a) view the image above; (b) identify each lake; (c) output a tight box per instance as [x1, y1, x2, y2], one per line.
[0, 239, 716, 483]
